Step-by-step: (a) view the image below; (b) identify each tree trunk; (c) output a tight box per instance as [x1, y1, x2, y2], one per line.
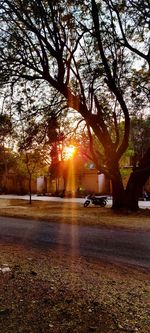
[125, 148, 150, 210]
[125, 182, 140, 211]
[111, 171, 125, 210]
[29, 175, 32, 204]
[111, 169, 150, 211]
[111, 148, 150, 211]
[125, 167, 150, 211]
[63, 174, 67, 196]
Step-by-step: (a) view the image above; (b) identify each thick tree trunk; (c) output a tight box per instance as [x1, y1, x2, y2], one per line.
[125, 149, 150, 210]
[125, 169, 149, 211]
[125, 178, 140, 211]
[111, 148, 150, 211]
[111, 170, 149, 211]
[111, 171, 125, 210]
[111, 177, 141, 211]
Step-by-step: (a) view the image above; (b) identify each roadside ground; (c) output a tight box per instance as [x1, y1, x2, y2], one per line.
[0, 195, 150, 230]
[0, 193, 150, 209]
[0, 196, 150, 333]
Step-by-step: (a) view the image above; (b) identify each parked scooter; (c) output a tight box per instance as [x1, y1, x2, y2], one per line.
[84, 194, 108, 207]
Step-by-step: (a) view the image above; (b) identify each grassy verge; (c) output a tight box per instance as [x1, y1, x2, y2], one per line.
[0, 198, 150, 230]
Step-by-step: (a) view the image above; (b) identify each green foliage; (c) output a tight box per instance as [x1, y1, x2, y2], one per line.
[0, 114, 13, 139]
[0, 147, 17, 176]
[130, 116, 150, 162]
[15, 149, 49, 179]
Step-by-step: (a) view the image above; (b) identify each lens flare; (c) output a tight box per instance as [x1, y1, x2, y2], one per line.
[57, 143, 80, 270]
[63, 145, 76, 160]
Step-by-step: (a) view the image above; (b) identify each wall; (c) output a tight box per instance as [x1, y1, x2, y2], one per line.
[1, 171, 37, 194]
[80, 170, 99, 193]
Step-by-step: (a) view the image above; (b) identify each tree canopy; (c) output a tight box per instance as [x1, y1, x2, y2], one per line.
[0, 0, 149, 209]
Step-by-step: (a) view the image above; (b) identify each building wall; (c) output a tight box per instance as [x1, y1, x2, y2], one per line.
[1, 172, 37, 194]
[98, 174, 111, 194]
[37, 170, 150, 197]
[47, 176, 64, 194]
[81, 171, 98, 193]
[37, 176, 47, 195]
[42, 170, 111, 196]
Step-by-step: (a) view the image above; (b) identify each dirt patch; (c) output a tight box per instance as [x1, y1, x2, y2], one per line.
[0, 244, 150, 333]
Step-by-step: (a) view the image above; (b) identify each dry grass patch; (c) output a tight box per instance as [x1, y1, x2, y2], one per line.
[0, 198, 150, 230]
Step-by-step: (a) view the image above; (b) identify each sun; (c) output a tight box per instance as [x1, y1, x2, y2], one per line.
[63, 145, 76, 160]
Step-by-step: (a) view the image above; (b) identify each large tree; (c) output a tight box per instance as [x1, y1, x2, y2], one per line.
[0, 0, 149, 210]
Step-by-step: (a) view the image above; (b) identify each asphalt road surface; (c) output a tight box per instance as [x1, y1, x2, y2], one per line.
[0, 216, 150, 270]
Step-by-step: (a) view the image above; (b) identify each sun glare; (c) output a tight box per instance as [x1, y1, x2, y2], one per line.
[63, 145, 76, 160]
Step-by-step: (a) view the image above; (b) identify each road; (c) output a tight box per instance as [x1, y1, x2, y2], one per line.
[0, 216, 150, 270]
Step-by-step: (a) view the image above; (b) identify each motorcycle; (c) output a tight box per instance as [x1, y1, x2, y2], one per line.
[84, 194, 107, 207]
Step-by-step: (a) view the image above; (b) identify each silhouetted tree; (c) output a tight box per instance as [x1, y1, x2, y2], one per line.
[0, 0, 149, 210]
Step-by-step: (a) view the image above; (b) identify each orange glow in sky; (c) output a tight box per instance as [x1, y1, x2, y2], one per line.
[63, 145, 76, 160]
